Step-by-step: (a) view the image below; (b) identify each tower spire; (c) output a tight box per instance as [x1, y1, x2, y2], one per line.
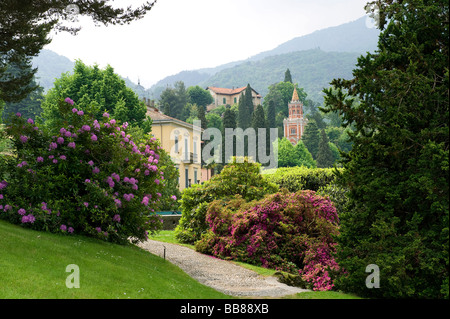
[292, 87, 299, 102]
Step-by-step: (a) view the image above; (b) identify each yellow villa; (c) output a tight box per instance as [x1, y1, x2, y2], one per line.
[147, 107, 203, 192]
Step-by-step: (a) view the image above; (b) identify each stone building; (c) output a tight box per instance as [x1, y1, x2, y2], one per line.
[206, 86, 262, 111]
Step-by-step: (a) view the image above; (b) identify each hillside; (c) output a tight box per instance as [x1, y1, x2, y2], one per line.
[201, 49, 361, 102]
[32, 49, 75, 91]
[148, 16, 379, 102]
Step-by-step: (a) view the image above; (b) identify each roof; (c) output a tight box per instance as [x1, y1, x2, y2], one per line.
[207, 86, 261, 97]
[146, 108, 202, 131]
[292, 88, 300, 102]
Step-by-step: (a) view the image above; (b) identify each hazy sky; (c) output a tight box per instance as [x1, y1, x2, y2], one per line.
[45, 0, 371, 88]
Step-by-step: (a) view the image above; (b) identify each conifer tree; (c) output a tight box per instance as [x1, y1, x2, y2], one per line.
[237, 91, 251, 129]
[316, 129, 334, 168]
[322, 0, 449, 298]
[302, 120, 320, 159]
[284, 68, 292, 83]
[252, 104, 266, 163]
[222, 107, 236, 164]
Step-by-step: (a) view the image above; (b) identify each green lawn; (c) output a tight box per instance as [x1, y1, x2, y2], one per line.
[0, 220, 231, 299]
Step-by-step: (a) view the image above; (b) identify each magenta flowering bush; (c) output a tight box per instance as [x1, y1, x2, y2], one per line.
[195, 190, 340, 291]
[0, 98, 177, 243]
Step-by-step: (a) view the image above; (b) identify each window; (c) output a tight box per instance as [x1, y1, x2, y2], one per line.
[223, 97, 226, 105]
[193, 140, 197, 157]
[291, 128, 296, 134]
[185, 168, 189, 188]
[234, 97, 237, 104]
[184, 138, 189, 161]
[175, 136, 179, 153]
[194, 169, 198, 184]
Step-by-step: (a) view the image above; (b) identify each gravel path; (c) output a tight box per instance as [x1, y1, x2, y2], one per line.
[138, 239, 309, 298]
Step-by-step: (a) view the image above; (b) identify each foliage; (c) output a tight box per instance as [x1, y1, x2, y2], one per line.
[316, 129, 334, 168]
[0, 0, 156, 102]
[302, 120, 320, 159]
[237, 86, 252, 129]
[40, 61, 148, 130]
[284, 68, 293, 83]
[159, 81, 189, 121]
[174, 158, 278, 244]
[187, 85, 213, 109]
[322, 0, 449, 298]
[195, 190, 340, 291]
[263, 166, 338, 192]
[275, 138, 316, 168]
[0, 98, 177, 244]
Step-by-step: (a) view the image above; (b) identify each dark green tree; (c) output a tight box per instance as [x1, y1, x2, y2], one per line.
[1, 0, 157, 102]
[159, 81, 189, 120]
[244, 84, 254, 120]
[322, 0, 449, 298]
[222, 107, 236, 164]
[252, 104, 266, 163]
[237, 91, 251, 129]
[316, 129, 334, 168]
[197, 104, 207, 131]
[284, 68, 293, 83]
[187, 86, 213, 109]
[302, 120, 320, 159]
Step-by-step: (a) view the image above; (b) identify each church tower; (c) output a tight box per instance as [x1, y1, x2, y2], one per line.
[283, 88, 307, 145]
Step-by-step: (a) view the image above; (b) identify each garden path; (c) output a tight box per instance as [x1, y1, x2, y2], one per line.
[138, 239, 310, 298]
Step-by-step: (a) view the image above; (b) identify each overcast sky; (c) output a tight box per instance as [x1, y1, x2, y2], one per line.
[45, 0, 371, 88]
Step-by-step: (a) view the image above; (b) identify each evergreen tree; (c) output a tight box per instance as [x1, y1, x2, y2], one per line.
[252, 104, 266, 163]
[322, 0, 449, 298]
[237, 92, 251, 129]
[222, 107, 236, 165]
[266, 99, 276, 129]
[284, 68, 292, 83]
[1, 0, 156, 102]
[196, 104, 207, 131]
[316, 129, 334, 168]
[302, 120, 320, 159]
[244, 84, 254, 120]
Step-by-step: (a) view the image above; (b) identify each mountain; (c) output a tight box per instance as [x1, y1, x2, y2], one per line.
[148, 16, 380, 102]
[32, 49, 75, 91]
[32, 50, 147, 99]
[201, 49, 361, 103]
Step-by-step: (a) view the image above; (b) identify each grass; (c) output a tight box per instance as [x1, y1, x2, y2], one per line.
[0, 220, 232, 299]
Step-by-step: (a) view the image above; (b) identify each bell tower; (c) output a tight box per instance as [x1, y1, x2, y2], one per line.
[283, 88, 307, 145]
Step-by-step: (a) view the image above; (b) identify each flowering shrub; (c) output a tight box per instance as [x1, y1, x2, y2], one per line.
[175, 158, 278, 244]
[0, 98, 177, 243]
[195, 190, 341, 291]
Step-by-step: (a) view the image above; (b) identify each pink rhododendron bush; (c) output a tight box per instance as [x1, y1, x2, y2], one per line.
[195, 190, 341, 291]
[0, 98, 176, 243]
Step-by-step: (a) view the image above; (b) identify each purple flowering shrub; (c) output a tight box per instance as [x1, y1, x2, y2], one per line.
[0, 98, 176, 243]
[195, 190, 340, 291]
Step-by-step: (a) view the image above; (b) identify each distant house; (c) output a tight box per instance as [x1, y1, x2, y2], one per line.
[206, 86, 262, 111]
[147, 106, 207, 191]
[283, 88, 308, 145]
